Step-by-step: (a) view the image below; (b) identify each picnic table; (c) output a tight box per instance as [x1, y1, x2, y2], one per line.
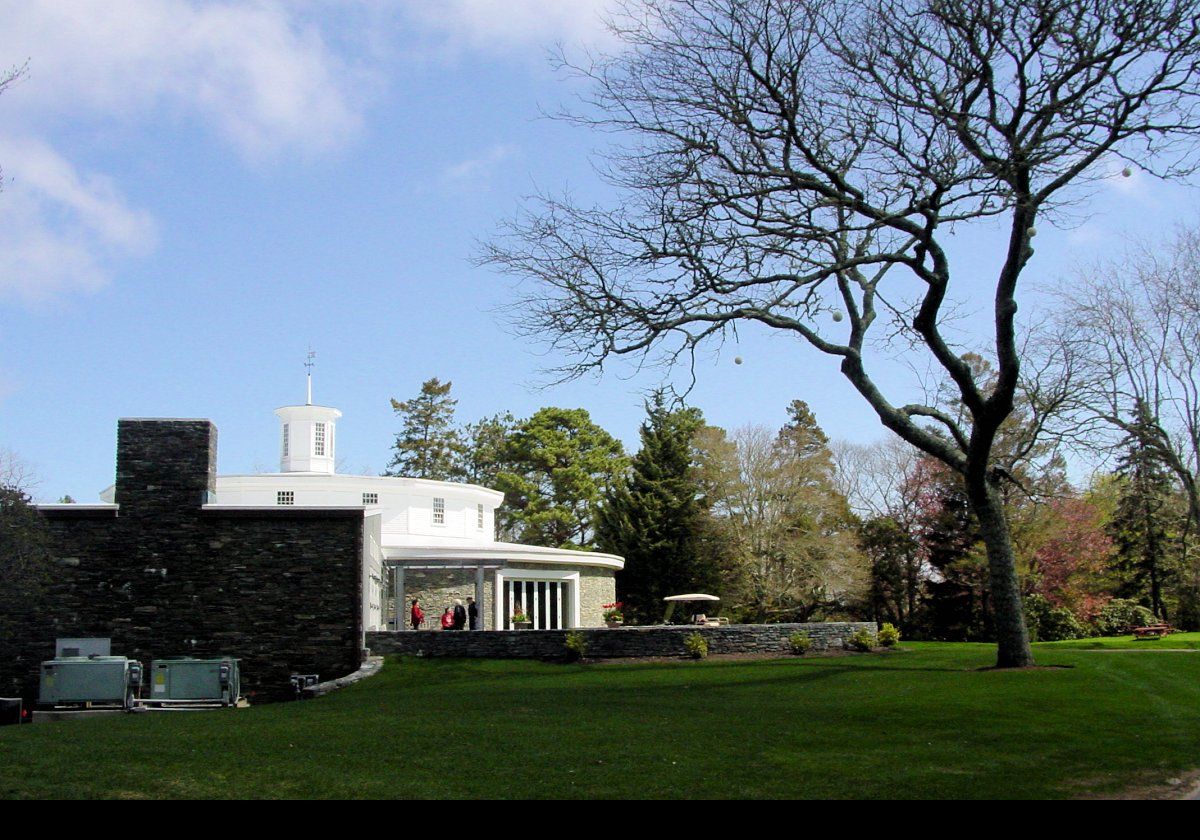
[1132, 623, 1173, 639]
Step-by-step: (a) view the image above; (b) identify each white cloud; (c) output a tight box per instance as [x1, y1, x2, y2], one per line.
[445, 143, 519, 182]
[0, 135, 156, 303]
[3, 1, 366, 160]
[0, 1, 372, 305]
[400, 0, 620, 55]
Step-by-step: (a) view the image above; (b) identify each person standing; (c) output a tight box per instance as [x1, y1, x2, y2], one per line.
[467, 597, 479, 630]
[453, 599, 467, 631]
[410, 599, 425, 631]
[440, 607, 455, 631]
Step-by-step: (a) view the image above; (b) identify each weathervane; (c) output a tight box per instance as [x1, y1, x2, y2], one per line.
[305, 348, 316, 405]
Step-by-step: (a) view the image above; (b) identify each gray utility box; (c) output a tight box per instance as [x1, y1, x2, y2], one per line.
[55, 638, 111, 658]
[39, 657, 143, 709]
[149, 657, 240, 706]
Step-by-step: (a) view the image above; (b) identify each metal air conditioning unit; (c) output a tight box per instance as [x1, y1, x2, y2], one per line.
[147, 657, 241, 707]
[38, 656, 143, 710]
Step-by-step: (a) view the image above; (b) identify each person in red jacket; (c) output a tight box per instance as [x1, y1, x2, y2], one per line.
[410, 599, 425, 631]
[440, 607, 455, 631]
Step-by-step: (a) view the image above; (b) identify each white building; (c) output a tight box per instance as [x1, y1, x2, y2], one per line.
[100, 386, 623, 633]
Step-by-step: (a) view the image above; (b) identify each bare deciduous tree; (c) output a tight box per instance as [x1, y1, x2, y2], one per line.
[0, 447, 38, 494]
[483, 0, 1200, 666]
[831, 436, 919, 521]
[701, 423, 867, 621]
[1051, 228, 1200, 543]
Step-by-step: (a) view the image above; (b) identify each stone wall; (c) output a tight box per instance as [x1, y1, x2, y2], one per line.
[1, 419, 365, 704]
[402, 568, 486, 630]
[366, 622, 876, 659]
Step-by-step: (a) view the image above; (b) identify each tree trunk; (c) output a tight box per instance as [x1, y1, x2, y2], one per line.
[966, 479, 1035, 668]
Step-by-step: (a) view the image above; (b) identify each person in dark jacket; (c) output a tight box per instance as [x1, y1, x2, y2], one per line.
[453, 599, 467, 630]
[467, 597, 479, 630]
[410, 599, 425, 631]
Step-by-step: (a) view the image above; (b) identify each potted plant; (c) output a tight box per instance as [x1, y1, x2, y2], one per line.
[511, 608, 532, 629]
[602, 602, 625, 628]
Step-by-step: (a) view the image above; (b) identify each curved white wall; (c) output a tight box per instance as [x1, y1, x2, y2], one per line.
[211, 474, 503, 547]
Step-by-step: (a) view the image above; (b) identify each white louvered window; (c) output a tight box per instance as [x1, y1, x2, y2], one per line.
[433, 497, 445, 525]
[314, 422, 326, 456]
[277, 490, 295, 506]
[363, 492, 378, 506]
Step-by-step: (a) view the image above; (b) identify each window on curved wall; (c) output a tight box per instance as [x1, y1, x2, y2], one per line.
[433, 496, 445, 525]
[477, 503, 484, 529]
[282, 424, 289, 458]
[314, 422, 326, 457]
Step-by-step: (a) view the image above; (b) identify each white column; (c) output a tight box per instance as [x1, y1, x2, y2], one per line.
[475, 566, 485, 631]
[555, 583, 563, 630]
[531, 581, 540, 629]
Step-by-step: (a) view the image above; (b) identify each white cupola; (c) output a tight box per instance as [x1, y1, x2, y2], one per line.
[274, 355, 341, 474]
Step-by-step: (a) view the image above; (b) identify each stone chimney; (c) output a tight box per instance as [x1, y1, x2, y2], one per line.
[114, 419, 217, 513]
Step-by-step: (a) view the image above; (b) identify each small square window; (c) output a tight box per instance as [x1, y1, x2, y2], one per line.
[433, 497, 445, 525]
[363, 492, 378, 506]
[277, 490, 295, 506]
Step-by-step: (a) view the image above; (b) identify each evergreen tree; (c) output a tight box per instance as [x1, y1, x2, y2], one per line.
[461, 412, 516, 488]
[494, 407, 626, 548]
[385, 378, 466, 480]
[0, 484, 52, 698]
[1109, 402, 1178, 619]
[598, 392, 722, 623]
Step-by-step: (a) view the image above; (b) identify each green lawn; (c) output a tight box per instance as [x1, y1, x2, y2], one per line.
[2, 641, 1198, 799]
[1037, 631, 1200, 650]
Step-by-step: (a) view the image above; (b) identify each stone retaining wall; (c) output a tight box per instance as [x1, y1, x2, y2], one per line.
[366, 622, 876, 659]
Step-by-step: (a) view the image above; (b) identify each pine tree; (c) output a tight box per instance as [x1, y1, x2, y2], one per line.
[1109, 402, 1178, 619]
[598, 392, 721, 623]
[461, 412, 515, 487]
[385, 378, 466, 480]
[494, 407, 626, 548]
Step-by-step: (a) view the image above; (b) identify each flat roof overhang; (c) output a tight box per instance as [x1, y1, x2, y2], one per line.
[383, 542, 624, 570]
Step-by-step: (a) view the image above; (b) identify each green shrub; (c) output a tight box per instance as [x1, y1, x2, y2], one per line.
[787, 631, 813, 655]
[877, 623, 901, 647]
[684, 632, 709, 659]
[564, 631, 587, 662]
[846, 628, 876, 652]
[1090, 598, 1158, 636]
[1023, 594, 1085, 641]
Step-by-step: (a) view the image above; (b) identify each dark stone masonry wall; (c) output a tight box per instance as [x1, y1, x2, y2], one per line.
[2, 420, 365, 704]
[366, 622, 877, 659]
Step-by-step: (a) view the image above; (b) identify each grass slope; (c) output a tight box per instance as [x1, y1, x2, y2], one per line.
[2, 642, 1199, 799]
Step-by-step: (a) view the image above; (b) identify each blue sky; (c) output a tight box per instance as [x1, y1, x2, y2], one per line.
[1, 1, 1196, 502]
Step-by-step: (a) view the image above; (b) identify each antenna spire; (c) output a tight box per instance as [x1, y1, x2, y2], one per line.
[305, 348, 316, 405]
